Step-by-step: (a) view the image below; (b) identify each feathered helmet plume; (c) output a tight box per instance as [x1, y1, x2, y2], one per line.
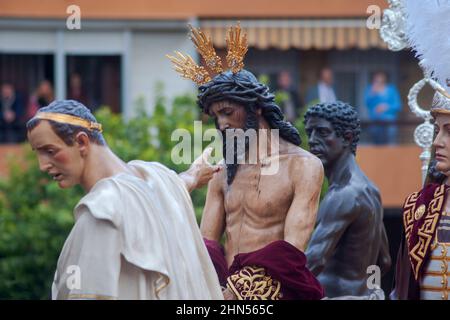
[404, 0, 450, 114]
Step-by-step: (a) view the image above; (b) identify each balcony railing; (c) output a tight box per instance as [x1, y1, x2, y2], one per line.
[359, 119, 426, 145]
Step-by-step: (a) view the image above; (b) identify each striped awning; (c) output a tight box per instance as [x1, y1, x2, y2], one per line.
[200, 19, 387, 50]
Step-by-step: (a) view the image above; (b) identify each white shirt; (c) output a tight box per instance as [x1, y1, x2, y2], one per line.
[318, 82, 337, 103]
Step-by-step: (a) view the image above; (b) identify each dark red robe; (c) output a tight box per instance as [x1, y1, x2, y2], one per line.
[391, 183, 449, 300]
[204, 239, 324, 300]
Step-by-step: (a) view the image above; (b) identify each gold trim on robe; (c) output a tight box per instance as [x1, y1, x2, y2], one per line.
[403, 185, 448, 280]
[226, 265, 282, 300]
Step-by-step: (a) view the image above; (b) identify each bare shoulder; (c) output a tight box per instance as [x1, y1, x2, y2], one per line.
[281, 145, 324, 178]
[275, 145, 324, 193]
[279, 141, 318, 159]
[325, 184, 357, 205]
[207, 163, 227, 192]
[321, 183, 362, 219]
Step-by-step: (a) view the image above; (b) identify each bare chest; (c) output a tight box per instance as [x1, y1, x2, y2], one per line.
[223, 164, 294, 219]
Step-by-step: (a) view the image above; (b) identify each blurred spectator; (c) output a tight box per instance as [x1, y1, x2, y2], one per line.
[364, 71, 401, 145]
[0, 83, 25, 143]
[277, 71, 302, 123]
[26, 80, 54, 119]
[306, 67, 337, 105]
[68, 73, 87, 105]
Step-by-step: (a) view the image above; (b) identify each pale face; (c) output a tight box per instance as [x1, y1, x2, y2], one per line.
[27, 121, 86, 189]
[38, 81, 53, 96]
[433, 113, 450, 174]
[1, 84, 13, 98]
[321, 69, 333, 86]
[278, 71, 292, 89]
[373, 73, 387, 86]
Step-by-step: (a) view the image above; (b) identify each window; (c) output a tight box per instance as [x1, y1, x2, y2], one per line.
[66, 55, 121, 113]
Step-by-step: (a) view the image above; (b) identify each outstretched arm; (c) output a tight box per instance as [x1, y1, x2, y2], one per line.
[178, 147, 222, 192]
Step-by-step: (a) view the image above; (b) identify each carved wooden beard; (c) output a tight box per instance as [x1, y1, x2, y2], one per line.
[220, 109, 259, 185]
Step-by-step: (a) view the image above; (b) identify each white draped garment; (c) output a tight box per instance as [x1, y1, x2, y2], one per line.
[51, 161, 223, 300]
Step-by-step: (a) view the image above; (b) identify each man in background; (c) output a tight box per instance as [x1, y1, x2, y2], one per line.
[277, 70, 302, 123]
[364, 71, 401, 145]
[306, 67, 337, 106]
[0, 82, 25, 143]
